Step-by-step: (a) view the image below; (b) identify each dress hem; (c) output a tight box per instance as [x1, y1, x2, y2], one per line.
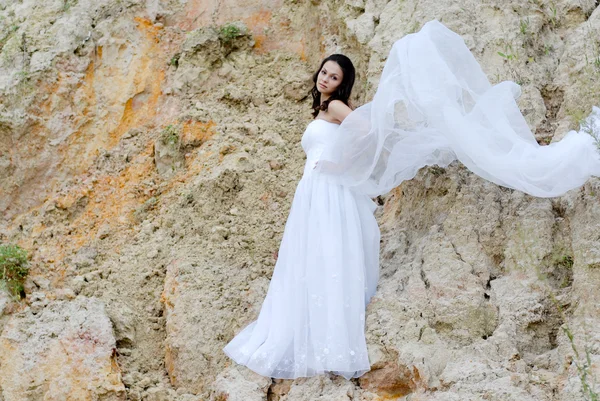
[222, 347, 371, 380]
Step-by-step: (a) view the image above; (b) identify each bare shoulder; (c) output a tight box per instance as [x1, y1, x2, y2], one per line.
[328, 100, 353, 123]
[328, 99, 352, 113]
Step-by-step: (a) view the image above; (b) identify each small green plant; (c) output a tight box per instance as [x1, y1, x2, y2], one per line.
[556, 254, 574, 269]
[0, 243, 29, 299]
[548, 251, 574, 288]
[543, 44, 555, 56]
[550, 293, 599, 401]
[526, 0, 559, 29]
[519, 17, 530, 36]
[218, 23, 242, 44]
[497, 43, 518, 61]
[169, 53, 180, 68]
[160, 124, 181, 146]
[594, 56, 600, 73]
[498, 46, 518, 60]
[496, 38, 527, 84]
[548, 1, 559, 28]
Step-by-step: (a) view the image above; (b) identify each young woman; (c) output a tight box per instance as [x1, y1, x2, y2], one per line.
[223, 19, 600, 380]
[223, 52, 380, 380]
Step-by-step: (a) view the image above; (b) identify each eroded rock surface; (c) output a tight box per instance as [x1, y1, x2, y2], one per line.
[1, 0, 599, 400]
[0, 296, 125, 400]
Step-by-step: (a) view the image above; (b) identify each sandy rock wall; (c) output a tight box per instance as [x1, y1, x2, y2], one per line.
[0, 296, 125, 400]
[0, 0, 599, 400]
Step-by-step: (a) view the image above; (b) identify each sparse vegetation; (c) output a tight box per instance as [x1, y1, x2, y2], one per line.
[519, 17, 530, 37]
[543, 44, 555, 56]
[507, 221, 598, 398]
[547, 249, 574, 289]
[548, 1, 559, 28]
[513, 230, 599, 400]
[497, 40, 519, 61]
[555, 254, 574, 269]
[0, 243, 29, 299]
[496, 38, 526, 86]
[550, 292, 599, 401]
[218, 23, 243, 44]
[160, 124, 181, 147]
[527, 0, 561, 28]
[169, 53, 180, 68]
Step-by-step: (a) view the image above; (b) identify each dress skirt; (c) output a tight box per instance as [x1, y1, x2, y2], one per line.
[223, 165, 380, 379]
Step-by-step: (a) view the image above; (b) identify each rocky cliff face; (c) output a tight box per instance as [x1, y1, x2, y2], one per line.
[0, 0, 599, 400]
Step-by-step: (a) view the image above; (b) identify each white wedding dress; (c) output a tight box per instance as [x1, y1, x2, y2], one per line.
[223, 119, 380, 379]
[223, 19, 600, 380]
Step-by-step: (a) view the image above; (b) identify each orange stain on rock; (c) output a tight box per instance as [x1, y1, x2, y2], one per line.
[299, 37, 307, 61]
[181, 119, 216, 145]
[134, 16, 163, 40]
[244, 9, 272, 28]
[319, 34, 326, 55]
[59, 141, 159, 246]
[82, 60, 97, 116]
[107, 17, 165, 149]
[6, 15, 191, 288]
[359, 363, 424, 399]
[30, 119, 217, 285]
[252, 34, 267, 52]
[242, 10, 272, 54]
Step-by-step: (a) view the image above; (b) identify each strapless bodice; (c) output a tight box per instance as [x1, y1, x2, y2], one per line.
[301, 119, 340, 175]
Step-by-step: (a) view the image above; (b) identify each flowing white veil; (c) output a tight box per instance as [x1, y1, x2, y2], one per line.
[314, 19, 600, 198]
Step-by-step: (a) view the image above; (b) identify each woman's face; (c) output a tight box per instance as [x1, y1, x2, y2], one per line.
[317, 60, 343, 96]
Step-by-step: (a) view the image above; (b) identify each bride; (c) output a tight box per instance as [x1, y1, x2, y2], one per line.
[223, 50, 378, 380]
[223, 19, 600, 380]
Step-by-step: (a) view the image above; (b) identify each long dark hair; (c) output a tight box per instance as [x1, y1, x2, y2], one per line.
[310, 54, 356, 118]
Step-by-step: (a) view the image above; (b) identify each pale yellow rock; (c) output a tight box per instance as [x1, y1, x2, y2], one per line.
[0, 296, 125, 400]
[1, 0, 599, 400]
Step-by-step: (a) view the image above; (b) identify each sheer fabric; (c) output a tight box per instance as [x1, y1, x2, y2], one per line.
[314, 19, 600, 198]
